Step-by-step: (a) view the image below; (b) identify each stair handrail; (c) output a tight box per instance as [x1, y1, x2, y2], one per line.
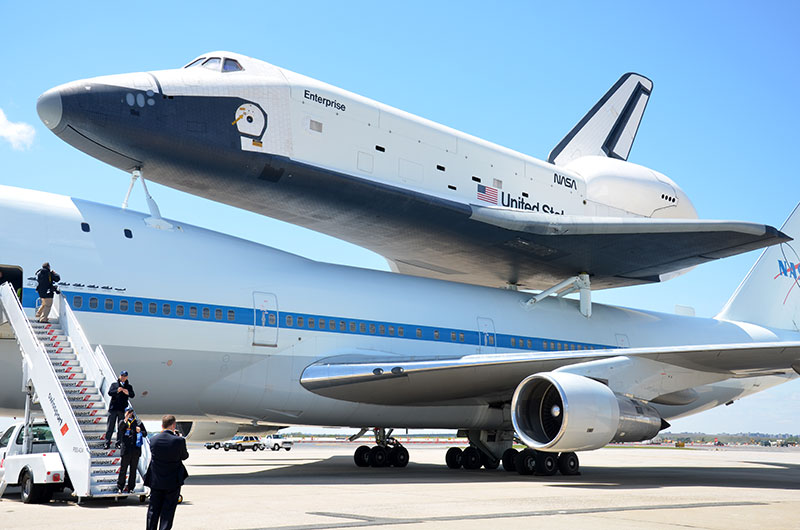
[55, 292, 152, 482]
[0, 282, 93, 496]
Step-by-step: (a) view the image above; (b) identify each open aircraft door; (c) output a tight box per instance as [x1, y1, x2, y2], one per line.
[253, 292, 279, 347]
[477, 317, 496, 353]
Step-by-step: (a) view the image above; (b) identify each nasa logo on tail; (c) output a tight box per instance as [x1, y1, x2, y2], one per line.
[775, 243, 800, 304]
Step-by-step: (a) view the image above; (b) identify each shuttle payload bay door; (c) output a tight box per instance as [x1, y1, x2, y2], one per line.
[253, 292, 279, 347]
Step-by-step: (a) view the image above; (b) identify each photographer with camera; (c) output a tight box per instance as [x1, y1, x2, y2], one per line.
[117, 405, 147, 493]
[34, 262, 60, 323]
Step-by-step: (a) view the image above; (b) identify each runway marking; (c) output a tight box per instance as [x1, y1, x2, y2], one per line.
[243, 501, 766, 530]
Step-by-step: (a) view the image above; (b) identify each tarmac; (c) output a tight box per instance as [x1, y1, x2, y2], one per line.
[2, 443, 799, 529]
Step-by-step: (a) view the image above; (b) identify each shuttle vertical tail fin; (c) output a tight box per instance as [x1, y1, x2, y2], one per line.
[548, 73, 652, 167]
[717, 203, 800, 331]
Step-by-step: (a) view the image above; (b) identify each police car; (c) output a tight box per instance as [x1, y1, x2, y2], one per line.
[222, 435, 265, 451]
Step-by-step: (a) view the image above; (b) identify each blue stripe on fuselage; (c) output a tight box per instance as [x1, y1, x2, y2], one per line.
[21, 288, 611, 352]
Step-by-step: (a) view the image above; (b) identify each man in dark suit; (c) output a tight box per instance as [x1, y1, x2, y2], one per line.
[105, 370, 135, 449]
[146, 414, 189, 530]
[116, 406, 146, 493]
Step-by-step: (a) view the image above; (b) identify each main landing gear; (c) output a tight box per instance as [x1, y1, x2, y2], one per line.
[499, 447, 580, 476]
[444, 430, 580, 476]
[352, 428, 409, 469]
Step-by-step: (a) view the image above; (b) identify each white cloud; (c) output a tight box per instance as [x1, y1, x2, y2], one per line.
[0, 108, 35, 150]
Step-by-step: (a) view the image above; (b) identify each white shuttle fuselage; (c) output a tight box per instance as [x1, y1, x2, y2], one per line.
[39, 54, 789, 292]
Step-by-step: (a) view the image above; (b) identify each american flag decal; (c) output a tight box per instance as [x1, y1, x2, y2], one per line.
[476, 184, 498, 204]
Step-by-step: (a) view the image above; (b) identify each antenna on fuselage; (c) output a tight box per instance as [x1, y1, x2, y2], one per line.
[122, 169, 173, 230]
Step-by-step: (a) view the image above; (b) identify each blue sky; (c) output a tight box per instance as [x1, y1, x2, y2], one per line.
[0, 1, 797, 434]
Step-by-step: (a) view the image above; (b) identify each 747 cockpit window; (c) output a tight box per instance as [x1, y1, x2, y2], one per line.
[223, 58, 243, 72]
[184, 57, 206, 68]
[202, 57, 221, 71]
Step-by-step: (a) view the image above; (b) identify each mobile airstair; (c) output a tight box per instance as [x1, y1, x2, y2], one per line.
[0, 282, 150, 501]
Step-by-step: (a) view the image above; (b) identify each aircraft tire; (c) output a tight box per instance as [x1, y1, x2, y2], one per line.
[354, 445, 371, 467]
[535, 451, 558, 476]
[445, 447, 463, 469]
[557, 452, 580, 475]
[368, 446, 388, 467]
[501, 448, 518, 472]
[480, 450, 500, 470]
[389, 446, 409, 468]
[515, 448, 536, 475]
[462, 447, 482, 470]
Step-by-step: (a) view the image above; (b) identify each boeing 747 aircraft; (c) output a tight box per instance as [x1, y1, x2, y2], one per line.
[1, 185, 798, 473]
[36, 52, 785, 290]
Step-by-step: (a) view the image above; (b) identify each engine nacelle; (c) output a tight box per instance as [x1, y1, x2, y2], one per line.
[175, 420, 239, 442]
[511, 372, 664, 452]
[565, 156, 697, 219]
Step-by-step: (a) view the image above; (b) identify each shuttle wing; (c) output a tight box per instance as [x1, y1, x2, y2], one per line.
[464, 206, 788, 284]
[300, 342, 800, 405]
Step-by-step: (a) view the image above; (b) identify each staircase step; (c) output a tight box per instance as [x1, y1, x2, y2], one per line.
[62, 379, 95, 388]
[29, 321, 60, 329]
[78, 416, 106, 425]
[51, 358, 80, 367]
[92, 455, 122, 465]
[74, 408, 103, 417]
[92, 465, 121, 475]
[91, 475, 119, 484]
[57, 372, 86, 381]
[70, 401, 103, 411]
[90, 485, 146, 496]
[36, 333, 68, 341]
[46, 346, 74, 354]
[63, 386, 97, 395]
[55, 365, 84, 374]
[67, 393, 100, 403]
[80, 423, 107, 433]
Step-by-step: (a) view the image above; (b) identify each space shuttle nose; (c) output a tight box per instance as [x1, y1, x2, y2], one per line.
[37, 87, 63, 130]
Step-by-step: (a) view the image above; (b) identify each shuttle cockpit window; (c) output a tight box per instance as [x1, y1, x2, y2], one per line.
[184, 57, 206, 68]
[201, 57, 222, 71]
[222, 58, 243, 72]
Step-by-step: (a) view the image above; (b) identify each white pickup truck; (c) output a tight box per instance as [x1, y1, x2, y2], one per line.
[0, 421, 67, 503]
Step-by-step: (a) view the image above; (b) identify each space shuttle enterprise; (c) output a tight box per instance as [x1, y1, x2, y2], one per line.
[36, 51, 786, 291]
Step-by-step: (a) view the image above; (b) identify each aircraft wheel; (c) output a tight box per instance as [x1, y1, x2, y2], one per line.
[389, 446, 409, 468]
[557, 452, 580, 475]
[535, 451, 558, 476]
[501, 448, 518, 472]
[462, 447, 482, 470]
[480, 450, 500, 469]
[354, 445, 371, 467]
[368, 445, 388, 468]
[515, 448, 536, 475]
[445, 447, 463, 469]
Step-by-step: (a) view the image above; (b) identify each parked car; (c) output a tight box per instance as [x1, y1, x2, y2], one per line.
[264, 434, 293, 451]
[222, 435, 265, 451]
[204, 441, 223, 450]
